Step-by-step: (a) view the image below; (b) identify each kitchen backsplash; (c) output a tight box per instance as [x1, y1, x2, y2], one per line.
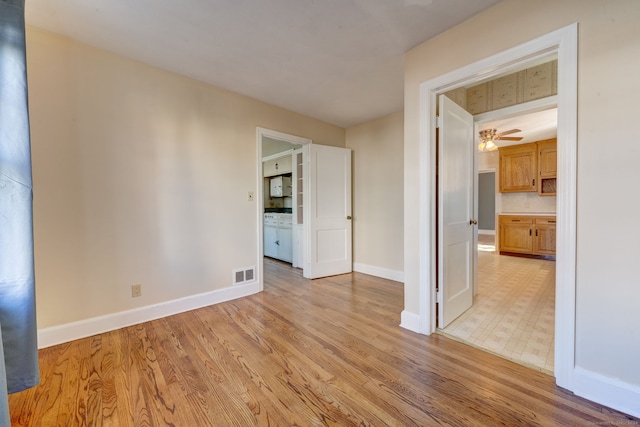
[501, 192, 556, 213]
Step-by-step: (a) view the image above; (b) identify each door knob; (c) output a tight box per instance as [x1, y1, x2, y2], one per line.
[470, 219, 478, 225]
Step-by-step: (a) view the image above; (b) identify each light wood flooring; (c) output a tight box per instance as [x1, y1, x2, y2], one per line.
[442, 235, 555, 373]
[8, 258, 638, 426]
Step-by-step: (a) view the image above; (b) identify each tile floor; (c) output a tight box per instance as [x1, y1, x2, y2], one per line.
[441, 234, 556, 374]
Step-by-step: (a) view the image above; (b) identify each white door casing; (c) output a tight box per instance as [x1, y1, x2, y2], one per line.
[304, 144, 353, 279]
[408, 24, 577, 391]
[438, 95, 475, 328]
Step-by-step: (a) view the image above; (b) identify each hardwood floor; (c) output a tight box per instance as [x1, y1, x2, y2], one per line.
[9, 259, 638, 426]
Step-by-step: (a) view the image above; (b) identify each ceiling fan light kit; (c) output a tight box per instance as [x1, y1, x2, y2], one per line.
[478, 128, 523, 152]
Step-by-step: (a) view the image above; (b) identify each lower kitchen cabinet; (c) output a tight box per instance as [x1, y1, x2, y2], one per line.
[263, 214, 293, 262]
[499, 215, 556, 258]
[532, 217, 557, 256]
[499, 216, 533, 253]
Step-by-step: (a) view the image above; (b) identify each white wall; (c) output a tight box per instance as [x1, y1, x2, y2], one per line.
[404, 0, 640, 415]
[26, 28, 345, 336]
[346, 112, 404, 281]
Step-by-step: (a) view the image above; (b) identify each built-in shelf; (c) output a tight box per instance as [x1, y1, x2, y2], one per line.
[296, 152, 304, 225]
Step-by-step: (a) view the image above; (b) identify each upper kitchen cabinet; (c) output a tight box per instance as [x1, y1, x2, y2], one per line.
[499, 142, 538, 193]
[263, 153, 292, 177]
[537, 138, 557, 196]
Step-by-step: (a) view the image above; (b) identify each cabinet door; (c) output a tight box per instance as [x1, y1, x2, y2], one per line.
[270, 177, 283, 197]
[533, 217, 556, 256]
[499, 216, 533, 253]
[538, 139, 557, 178]
[499, 143, 537, 192]
[276, 155, 292, 174]
[263, 159, 278, 177]
[264, 225, 278, 258]
[537, 139, 557, 196]
[263, 154, 292, 177]
[278, 227, 293, 262]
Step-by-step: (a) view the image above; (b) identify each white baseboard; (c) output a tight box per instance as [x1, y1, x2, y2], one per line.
[38, 281, 261, 348]
[573, 366, 640, 418]
[353, 263, 404, 283]
[400, 310, 421, 333]
[478, 229, 496, 235]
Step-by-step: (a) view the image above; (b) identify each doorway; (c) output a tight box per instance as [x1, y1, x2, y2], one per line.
[440, 106, 558, 373]
[413, 24, 577, 389]
[257, 128, 310, 290]
[257, 128, 354, 283]
[477, 171, 495, 237]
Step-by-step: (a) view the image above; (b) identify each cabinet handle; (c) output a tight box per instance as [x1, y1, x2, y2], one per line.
[529, 228, 532, 236]
[275, 240, 280, 246]
[536, 229, 539, 237]
[511, 219, 521, 222]
[548, 220, 556, 223]
[532, 178, 536, 186]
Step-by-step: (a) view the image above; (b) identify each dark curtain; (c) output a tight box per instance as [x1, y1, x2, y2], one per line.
[0, 0, 40, 424]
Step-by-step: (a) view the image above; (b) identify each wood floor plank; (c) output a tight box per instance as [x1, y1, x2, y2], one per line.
[8, 258, 639, 426]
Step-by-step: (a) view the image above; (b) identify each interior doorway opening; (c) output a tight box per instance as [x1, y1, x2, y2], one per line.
[439, 103, 558, 374]
[413, 24, 577, 389]
[257, 128, 354, 283]
[257, 128, 311, 290]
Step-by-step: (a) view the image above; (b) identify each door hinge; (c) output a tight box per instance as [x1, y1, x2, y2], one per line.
[435, 116, 441, 129]
[436, 289, 443, 304]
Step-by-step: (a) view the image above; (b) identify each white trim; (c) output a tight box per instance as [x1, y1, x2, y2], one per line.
[353, 262, 404, 283]
[412, 24, 578, 391]
[573, 367, 640, 418]
[474, 95, 558, 123]
[38, 281, 261, 348]
[478, 230, 495, 236]
[400, 310, 421, 332]
[262, 148, 294, 162]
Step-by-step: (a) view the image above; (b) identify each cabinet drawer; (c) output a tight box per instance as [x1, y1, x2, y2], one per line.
[499, 216, 533, 225]
[534, 217, 556, 225]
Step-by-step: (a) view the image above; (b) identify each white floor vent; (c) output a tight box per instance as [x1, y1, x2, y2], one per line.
[233, 266, 255, 285]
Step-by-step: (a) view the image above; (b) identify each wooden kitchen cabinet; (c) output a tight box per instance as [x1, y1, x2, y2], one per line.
[499, 215, 556, 258]
[499, 216, 534, 253]
[537, 138, 557, 196]
[532, 217, 557, 256]
[499, 143, 538, 192]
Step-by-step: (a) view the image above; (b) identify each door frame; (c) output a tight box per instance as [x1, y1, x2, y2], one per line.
[416, 24, 577, 389]
[256, 127, 311, 289]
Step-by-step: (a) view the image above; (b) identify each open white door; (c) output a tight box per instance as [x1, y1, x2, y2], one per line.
[304, 144, 352, 279]
[438, 95, 475, 328]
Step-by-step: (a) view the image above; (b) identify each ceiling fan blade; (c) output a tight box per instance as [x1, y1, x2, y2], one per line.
[496, 129, 521, 137]
[496, 136, 523, 141]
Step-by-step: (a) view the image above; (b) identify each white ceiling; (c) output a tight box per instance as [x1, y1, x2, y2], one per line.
[25, 0, 502, 128]
[478, 108, 558, 148]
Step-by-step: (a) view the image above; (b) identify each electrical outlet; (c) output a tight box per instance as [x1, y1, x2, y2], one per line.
[131, 284, 142, 298]
[248, 191, 254, 201]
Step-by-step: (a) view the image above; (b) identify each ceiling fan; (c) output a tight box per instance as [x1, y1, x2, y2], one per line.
[478, 128, 523, 152]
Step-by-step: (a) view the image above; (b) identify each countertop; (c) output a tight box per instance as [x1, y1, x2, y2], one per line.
[499, 212, 556, 216]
